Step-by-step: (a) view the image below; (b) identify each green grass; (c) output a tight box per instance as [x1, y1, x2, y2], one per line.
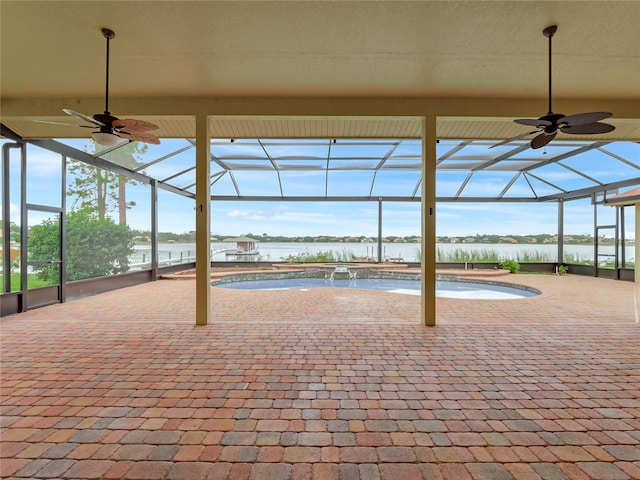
[437, 248, 562, 263]
[436, 248, 502, 263]
[2, 272, 56, 291]
[562, 252, 593, 265]
[283, 248, 357, 263]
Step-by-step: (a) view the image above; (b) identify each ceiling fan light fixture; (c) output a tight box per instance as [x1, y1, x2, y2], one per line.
[92, 131, 125, 147]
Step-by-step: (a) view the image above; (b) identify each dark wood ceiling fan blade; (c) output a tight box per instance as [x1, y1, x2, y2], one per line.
[514, 118, 550, 127]
[531, 131, 556, 149]
[119, 130, 161, 144]
[561, 122, 616, 134]
[63, 109, 104, 126]
[113, 118, 159, 131]
[560, 112, 613, 127]
[489, 130, 540, 149]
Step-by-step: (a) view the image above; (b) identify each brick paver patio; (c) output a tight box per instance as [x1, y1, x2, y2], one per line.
[1, 274, 638, 479]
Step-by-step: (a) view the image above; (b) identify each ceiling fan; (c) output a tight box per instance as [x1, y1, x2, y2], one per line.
[37, 28, 160, 146]
[492, 25, 615, 150]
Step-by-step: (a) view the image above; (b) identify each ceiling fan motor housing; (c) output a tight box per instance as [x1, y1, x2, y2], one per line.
[93, 112, 118, 126]
[540, 113, 565, 134]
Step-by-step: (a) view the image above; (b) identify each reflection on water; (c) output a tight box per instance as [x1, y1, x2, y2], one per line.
[129, 241, 634, 266]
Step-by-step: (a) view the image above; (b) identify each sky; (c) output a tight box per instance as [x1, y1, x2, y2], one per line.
[1, 138, 637, 239]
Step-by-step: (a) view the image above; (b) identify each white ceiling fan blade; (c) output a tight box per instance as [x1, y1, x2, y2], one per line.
[34, 119, 95, 128]
[63, 109, 104, 126]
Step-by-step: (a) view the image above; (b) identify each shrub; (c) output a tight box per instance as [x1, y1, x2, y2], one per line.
[499, 259, 520, 273]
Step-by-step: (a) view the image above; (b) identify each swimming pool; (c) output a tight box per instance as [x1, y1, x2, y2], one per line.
[216, 277, 539, 299]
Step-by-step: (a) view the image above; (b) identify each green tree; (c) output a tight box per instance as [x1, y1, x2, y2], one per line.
[0, 220, 21, 243]
[29, 209, 134, 281]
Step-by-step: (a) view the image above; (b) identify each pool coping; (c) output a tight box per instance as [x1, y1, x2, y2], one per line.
[203, 265, 541, 297]
[162, 263, 514, 281]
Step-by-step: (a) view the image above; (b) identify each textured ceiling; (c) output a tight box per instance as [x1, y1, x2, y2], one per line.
[1, 1, 639, 140]
[3, 0, 640, 98]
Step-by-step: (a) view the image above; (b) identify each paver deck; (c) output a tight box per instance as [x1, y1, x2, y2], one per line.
[1, 274, 638, 479]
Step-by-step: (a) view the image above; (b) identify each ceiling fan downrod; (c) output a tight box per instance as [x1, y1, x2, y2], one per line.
[543, 25, 557, 115]
[101, 28, 115, 116]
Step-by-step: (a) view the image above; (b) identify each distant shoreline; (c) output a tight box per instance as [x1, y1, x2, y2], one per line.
[154, 237, 631, 246]
[142, 230, 633, 245]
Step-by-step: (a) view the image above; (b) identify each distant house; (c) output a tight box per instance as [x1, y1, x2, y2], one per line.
[500, 237, 518, 244]
[223, 237, 259, 256]
[605, 187, 640, 206]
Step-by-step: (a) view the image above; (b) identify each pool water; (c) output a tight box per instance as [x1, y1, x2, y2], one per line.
[216, 278, 538, 299]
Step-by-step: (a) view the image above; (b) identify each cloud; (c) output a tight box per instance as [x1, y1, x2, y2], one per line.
[24, 147, 65, 177]
[216, 202, 382, 236]
[226, 205, 294, 219]
[226, 209, 250, 218]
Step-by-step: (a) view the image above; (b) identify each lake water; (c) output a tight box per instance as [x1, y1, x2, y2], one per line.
[131, 241, 635, 267]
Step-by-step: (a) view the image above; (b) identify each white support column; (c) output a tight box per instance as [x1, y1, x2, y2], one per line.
[195, 114, 211, 326]
[635, 204, 639, 323]
[150, 179, 159, 281]
[557, 199, 564, 266]
[377, 198, 383, 263]
[421, 115, 436, 326]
